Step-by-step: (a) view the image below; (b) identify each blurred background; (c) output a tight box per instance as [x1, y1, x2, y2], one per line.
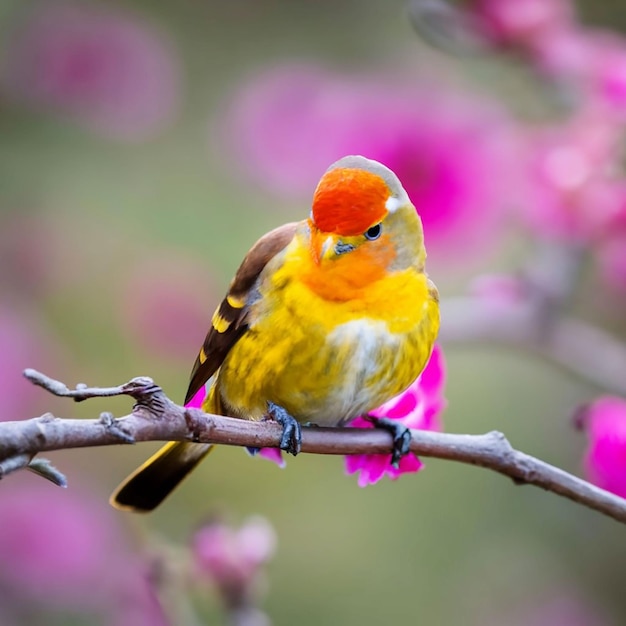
[1, 0, 626, 624]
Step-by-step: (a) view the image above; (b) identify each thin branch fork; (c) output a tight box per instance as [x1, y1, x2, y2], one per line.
[2, 370, 625, 526]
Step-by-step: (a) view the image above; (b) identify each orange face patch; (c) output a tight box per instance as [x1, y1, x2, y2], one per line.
[311, 168, 389, 236]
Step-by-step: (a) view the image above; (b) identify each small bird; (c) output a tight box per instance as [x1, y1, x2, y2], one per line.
[111, 155, 440, 512]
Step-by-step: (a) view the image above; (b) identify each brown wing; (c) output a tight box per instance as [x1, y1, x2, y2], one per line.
[184, 221, 299, 405]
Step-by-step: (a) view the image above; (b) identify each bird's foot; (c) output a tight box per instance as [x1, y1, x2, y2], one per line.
[367, 416, 412, 468]
[267, 402, 302, 456]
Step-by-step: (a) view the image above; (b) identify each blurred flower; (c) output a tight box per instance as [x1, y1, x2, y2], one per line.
[520, 109, 624, 242]
[2, 3, 180, 140]
[221, 63, 514, 262]
[118, 254, 217, 362]
[193, 516, 276, 609]
[0, 475, 168, 623]
[0, 478, 117, 608]
[577, 396, 626, 499]
[345, 344, 446, 487]
[107, 562, 169, 626]
[0, 305, 62, 422]
[533, 29, 626, 113]
[584, 32, 626, 115]
[470, 0, 574, 48]
[469, 273, 529, 310]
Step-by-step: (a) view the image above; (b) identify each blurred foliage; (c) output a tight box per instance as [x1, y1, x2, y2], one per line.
[1, 0, 626, 624]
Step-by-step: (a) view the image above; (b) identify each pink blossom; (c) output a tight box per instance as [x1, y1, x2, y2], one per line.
[193, 516, 276, 604]
[221, 63, 513, 262]
[186, 385, 207, 409]
[0, 305, 62, 422]
[2, 3, 180, 140]
[520, 110, 624, 242]
[469, 273, 529, 310]
[0, 477, 128, 609]
[584, 32, 626, 114]
[470, 0, 574, 48]
[528, 26, 591, 80]
[106, 564, 169, 626]
[256, 446, 287, 468]
[118, 254, 217, 362]
[0, 476, 167, 622]
[578, 396, 626, 499]
[527, 26, 626, 117]
[345, 344, 446, 487]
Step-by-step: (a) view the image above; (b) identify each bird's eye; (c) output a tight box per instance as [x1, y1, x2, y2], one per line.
[364, 224, 382, 240]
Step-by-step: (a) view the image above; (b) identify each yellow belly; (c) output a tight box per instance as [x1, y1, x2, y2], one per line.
[214, 252, 439, 426]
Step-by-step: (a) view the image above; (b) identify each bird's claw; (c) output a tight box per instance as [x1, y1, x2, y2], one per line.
[267, 402, 302, 456]
[368, 416, 412, 468]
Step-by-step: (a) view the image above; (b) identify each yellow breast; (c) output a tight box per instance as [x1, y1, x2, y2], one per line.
[215, 232, 439, 425]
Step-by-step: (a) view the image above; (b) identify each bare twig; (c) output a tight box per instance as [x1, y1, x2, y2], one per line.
[440, 296, 626, 396]
[0, 370, 624, 525]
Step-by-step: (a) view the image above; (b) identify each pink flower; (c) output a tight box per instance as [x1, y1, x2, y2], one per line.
[470, 0, 574, 48]
[0, 476, 129, 610]
[520, 110, 624, 242]
[192, 516, 276, 605]
[220, 63, 514, 263]
[345, 344, 446, 487]
[2, 3, 180, 140]
[469, 273, 529, 310]
[0, 305, 63, 422]
[578, 396, 626, 499]
[118, 254, 218, 362]
[527, 26, 626, 118]
[106, 564, 169, 626]
[0, 477, 168, 623]
[584, 32, 626, 114]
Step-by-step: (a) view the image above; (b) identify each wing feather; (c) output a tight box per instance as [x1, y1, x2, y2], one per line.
[184, 222, 298, 405]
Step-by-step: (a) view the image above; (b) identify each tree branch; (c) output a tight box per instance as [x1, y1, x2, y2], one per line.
[2, 370, 625, 525]
[440, 296, 626, 396]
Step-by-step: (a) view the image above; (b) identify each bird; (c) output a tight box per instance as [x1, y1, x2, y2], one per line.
[110, 155, 440, 512]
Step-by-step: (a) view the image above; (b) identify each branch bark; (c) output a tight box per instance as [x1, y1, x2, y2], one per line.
[2, 370, 625, 526]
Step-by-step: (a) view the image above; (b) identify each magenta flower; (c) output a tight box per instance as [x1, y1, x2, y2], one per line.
[520, 109, 624, 242]
[0, 305, 63, 422]
[584, 32, 626, 114]
[118, 254, 218, 362]
[221, 63, 514, 263]
[470, 0, 574, 49]
[345, 344, 446, 487]
[0, 477, 129, 610]
[578, 396, 626, 499]
[2, 3, 180, 140]
[192, 516, 276, 606]
[540, 30, 626, 112]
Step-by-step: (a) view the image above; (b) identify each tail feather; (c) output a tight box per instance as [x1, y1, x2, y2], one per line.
[110, 442, 214, 512]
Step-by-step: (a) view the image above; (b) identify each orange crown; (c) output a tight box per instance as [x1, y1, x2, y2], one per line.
[311, 167, 390, 236]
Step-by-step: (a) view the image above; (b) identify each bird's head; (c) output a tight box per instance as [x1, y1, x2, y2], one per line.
[307, 155, 425, 273]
